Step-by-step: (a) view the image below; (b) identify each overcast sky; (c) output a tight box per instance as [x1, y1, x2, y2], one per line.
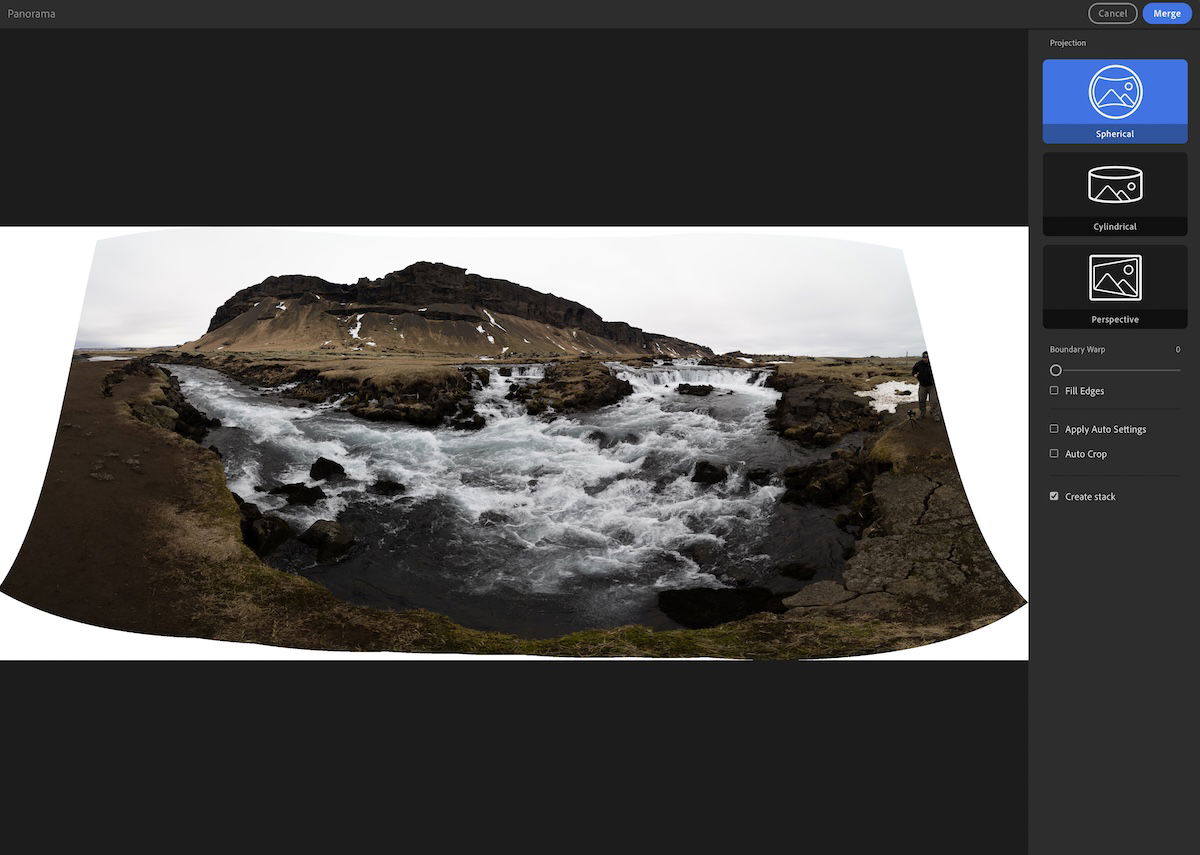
[77, 229, 926, 356]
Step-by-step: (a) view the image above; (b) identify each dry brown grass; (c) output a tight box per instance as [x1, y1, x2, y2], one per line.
[773, 356, 917, 390]
[869, 415, 958, 473]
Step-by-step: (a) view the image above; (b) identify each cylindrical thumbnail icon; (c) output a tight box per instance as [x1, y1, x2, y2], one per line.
[1087, 165, 1144, 204]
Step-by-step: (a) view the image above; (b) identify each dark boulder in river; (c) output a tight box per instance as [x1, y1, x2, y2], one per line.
[676, 383, 714, 396]
[658, 586, 787, 628]
[309, 457, 346, 481]
[269, 483, 327, 505]
[679, 540, 722, 568]
[299, 520, 356, 562]
[691, 461, 727, 486]
[447, 402, 486, 431]
[369, 479, 406, 497]
[746, 467, 773, 486]
[246, 516, 294, 557]
[775, 560, 818, 581]
[586, 430, 624, 450]
[234, 496, 295, 557]
[781, 458, 871, 507]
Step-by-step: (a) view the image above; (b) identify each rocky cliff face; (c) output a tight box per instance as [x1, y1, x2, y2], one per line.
[200, 261, 711, 357]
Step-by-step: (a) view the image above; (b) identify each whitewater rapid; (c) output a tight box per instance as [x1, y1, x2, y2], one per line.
[170, 361, 852, 636]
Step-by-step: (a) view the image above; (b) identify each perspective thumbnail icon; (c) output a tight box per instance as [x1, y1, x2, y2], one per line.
[1089, 254, 1142, 302]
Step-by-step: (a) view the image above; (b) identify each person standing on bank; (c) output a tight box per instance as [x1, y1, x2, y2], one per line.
[912, 351, 938, 420]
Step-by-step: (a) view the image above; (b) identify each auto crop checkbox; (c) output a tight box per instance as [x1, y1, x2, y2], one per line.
[1049, 448, 1060, 458]
[1049, 424, 1060, 433]
[1049, 491, 1060, 501]
[1049, 385, 1059, 395]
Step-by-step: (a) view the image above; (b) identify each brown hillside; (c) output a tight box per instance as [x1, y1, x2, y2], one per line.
[185, 262, 710, 359]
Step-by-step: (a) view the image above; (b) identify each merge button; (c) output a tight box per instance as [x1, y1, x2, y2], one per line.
[1144, 3, 1192, 23]
[1089, 2, 1139, 22]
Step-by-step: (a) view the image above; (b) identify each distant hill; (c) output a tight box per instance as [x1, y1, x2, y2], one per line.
[186, 262, 711, 358]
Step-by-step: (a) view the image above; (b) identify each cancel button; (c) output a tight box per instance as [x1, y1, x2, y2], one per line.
[1088, 2, 1139, 22]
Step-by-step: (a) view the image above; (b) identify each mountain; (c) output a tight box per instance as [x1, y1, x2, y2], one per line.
[1092, 184, 1134, 202]
[1096, 88, 1137, 109]
[186, 261, 712, 358]
[1093, 272, 1138, 297]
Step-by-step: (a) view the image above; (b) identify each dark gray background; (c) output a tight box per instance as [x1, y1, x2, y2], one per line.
[1030, 25, 1196, 854]
[0, 0, 1190, 29]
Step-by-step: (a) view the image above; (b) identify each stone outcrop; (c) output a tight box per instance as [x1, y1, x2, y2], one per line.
[778, 417, 1025, 624]
[269, 483, 327, 506]
[782, 580, 856, 608]
[745, 467, 773, 487]
[446, 401, 486, 431]
[204, 261, 711, 356]
[766, 374, 882, 446]
[781, 454, 877, 507]
[835, 463, 1022, 618]
[156, 354, 489, 431]
[233, 494, 294, 558]
[518, 361, 634, 415]
[344, 370, 477, 426]
[298, 520, 356, 562]
[309, 457, 346, 481]
[690, 461, 727, 486]
[113, 359, 221, 443]
[369, 479, 406, 496]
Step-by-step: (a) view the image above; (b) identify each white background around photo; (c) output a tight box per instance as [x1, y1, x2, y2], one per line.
[0, 227, 1028, 660]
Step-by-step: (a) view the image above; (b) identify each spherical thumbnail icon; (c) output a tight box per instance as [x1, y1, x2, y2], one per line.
[1088, 64, 1143, 120]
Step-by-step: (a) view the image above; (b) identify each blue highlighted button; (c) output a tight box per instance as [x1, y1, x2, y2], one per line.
[1043, 59, 1188, 143]
[1144, 3, 1192, 23]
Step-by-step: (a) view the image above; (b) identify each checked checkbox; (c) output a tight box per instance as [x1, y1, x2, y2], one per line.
[1049, 491, 1060, 501]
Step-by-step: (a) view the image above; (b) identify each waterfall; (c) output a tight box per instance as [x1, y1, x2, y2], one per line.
[607, 362, 771, 394]
[473, 363, 549, 419]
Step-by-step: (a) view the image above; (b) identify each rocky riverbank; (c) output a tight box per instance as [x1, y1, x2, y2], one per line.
[132, 350, 1024, 633]
[3, 354, 1022, 657]
[654, 366, 1023, 631]
[103, 357, 221, 441]
[776, 415, 1023, 624]
[148, 351, 649, 427]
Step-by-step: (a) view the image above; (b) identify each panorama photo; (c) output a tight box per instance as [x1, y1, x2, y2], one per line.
[1, 229, 1024, 657]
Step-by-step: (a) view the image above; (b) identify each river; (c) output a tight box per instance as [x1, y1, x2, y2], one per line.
[170, 361, 858, 637]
